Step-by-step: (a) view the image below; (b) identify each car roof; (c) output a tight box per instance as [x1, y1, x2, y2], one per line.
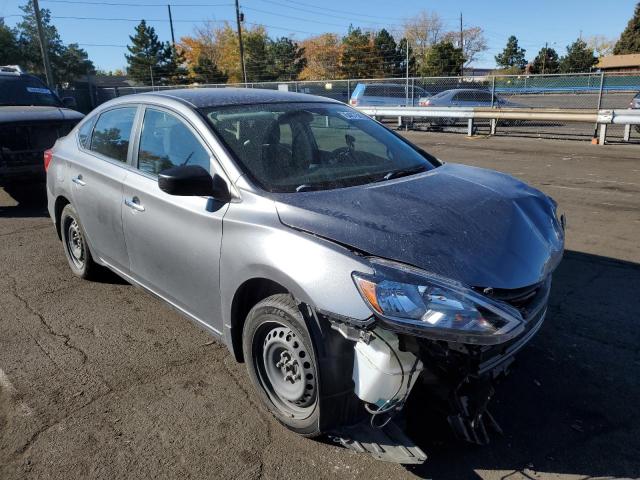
[139, 87, 342, 108]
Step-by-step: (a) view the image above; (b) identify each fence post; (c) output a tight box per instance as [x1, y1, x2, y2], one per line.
[490, 75, 497, 135]
[593, 72, 605, 142]
[347, 79, 351, 103]
[467, 118, 474, 137]
[623, 124, 631, 142]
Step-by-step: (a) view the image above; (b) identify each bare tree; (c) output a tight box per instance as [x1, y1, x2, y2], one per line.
[586, 35, 615, 58]
[402, 11, 444, 58]
[444, 26, 488, 67]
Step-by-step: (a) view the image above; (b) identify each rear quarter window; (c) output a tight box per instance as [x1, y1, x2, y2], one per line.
[90, 107, 137, 162]
[77, 117, 96, 149]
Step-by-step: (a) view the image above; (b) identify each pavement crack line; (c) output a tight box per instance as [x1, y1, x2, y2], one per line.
[5, 274, 88, 366]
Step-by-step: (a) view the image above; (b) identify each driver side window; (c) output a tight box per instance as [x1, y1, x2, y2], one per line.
[137, 108, 210, 175]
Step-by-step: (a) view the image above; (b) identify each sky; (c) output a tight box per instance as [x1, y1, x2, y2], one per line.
[0, 0, 637, 72]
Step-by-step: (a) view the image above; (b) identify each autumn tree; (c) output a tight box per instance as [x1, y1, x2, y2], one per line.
[559, 39, 597, 73]
[529, 46, 560, 74]
[613, 2, 640, 54]
[420, 41, 464, 77]
[495, 35, 527, 71]
[299, 33, 342, 80]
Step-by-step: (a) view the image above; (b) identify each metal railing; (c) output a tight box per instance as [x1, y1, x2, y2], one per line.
[355, 106, 640, 144]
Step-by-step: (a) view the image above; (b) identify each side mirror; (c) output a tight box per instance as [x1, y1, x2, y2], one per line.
[61, 96, 77, 109]
[158, 165, 231, 201]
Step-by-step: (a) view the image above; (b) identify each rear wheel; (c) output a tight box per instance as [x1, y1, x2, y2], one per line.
[242, 294, 321, 436]
[60, 203, 99, 280]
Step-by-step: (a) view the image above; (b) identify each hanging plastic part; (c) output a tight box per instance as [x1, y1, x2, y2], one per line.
[352, 329, 423, 428]
[329, 419, 427, 465]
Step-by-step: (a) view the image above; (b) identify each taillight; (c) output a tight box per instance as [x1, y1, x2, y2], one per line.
[350, 99, 358, 106]
[44, 149, 53, 172]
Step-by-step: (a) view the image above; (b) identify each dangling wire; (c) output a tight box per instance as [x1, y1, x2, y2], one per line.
[363, 330, 421, 429]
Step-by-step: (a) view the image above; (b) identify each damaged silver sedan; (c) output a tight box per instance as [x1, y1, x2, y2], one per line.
[46, 88, 565, 463]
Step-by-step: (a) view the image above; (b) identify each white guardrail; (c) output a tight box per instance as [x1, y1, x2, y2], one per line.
[356, 106, 640, 144]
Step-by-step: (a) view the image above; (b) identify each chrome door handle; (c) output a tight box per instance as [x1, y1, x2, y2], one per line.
[124, 197, 145, 212]
[72, 175, 86, 186]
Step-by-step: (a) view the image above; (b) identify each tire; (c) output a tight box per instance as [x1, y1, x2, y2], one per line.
[60, 203, 100, 280]
[242, 294, 322, 437]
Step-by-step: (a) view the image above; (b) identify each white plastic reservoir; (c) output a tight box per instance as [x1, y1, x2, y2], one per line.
[352, 329, 424, 407]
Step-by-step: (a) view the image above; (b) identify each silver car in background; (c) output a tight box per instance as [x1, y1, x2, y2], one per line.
[46, 89, 564, 456]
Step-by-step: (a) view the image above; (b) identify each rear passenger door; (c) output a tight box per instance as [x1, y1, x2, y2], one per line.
[121, 106, 228, 333]
[71, 106, 138, 272]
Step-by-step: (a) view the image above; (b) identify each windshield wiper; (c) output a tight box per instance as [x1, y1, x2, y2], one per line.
[380, 165, 428, 181]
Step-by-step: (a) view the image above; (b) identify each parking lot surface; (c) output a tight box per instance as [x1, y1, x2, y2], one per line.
[1, 132, 639, 480]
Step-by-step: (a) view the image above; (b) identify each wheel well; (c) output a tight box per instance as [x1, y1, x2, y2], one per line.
[54, 196, 70, 240]
[230, 278, 288, 362]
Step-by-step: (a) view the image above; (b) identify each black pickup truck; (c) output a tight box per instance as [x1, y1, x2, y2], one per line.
[0, 67, 84, 184]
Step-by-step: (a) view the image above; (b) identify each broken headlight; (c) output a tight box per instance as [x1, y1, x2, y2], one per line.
[352, 258, 525, 345]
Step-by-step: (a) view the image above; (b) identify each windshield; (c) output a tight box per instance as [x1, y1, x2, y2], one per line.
[0, 76, 62, 107]
[203, 102, 437, 192]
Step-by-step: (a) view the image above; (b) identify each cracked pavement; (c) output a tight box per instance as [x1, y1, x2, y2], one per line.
[1, 132, 639, 479]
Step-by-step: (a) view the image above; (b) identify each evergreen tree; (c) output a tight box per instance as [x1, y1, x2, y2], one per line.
[243, 27, 271, 82]
[192, 55, 228, 84]
[397, 38, 416, 77]
[267, 37, 306, 81]
[530, 46, 560, 74]
[0, 19, 21, 65]
[559, 39, 597, 73]
[420, 41, 464, 77]
[125, 20, 169, 85]
[161, 44, 189, 85]
[16, 1, 93, 84]
[372, 29, 401, 77]
[613, 2, 640, 54]
[340, 26, 375, 79]
[495, 35, 527, 70]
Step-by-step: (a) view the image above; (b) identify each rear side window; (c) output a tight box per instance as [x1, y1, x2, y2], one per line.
[90, 107, 137, 162]
[78, 118, 95, 149]
[137, 108, 210, 175]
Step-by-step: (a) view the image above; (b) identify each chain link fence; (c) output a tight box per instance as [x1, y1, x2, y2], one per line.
[91, 72, 640, 142]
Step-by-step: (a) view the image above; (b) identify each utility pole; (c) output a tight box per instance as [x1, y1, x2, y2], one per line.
[33, 0, 54, 89]
[234, 0, 247, 84]
[542, 41, 548, 75]
[459, 12, 464, 76]
[167, 4, 175, 46]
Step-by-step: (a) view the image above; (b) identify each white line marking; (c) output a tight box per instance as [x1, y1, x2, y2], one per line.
[0, 368, 16, 395]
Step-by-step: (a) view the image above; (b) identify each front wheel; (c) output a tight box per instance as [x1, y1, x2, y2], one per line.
[242, 294, 321, 436]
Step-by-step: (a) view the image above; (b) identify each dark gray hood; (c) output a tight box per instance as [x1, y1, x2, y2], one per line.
[273, 163, 564, 289]
[0, 106, 84, 124]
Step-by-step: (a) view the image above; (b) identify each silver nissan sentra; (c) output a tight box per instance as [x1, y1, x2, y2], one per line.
[46, 88, 564, 455]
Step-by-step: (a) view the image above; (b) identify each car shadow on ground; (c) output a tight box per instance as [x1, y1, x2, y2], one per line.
[0, 180, 49, 218]
[403, 250, 640, 479]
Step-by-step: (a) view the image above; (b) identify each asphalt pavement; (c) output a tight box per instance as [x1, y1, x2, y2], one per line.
[1, 133, 639, 479]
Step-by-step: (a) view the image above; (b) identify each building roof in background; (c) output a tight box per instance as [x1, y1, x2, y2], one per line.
[597, 54, 640, 69]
